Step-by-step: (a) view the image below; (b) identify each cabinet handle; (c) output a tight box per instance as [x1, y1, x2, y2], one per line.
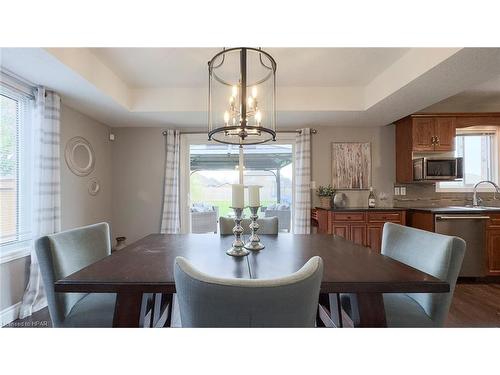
[435, 136, 440, 145]
[431, 136, 435, 145]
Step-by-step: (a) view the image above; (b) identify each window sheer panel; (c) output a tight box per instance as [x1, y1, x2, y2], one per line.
[0, 83, 34, 253]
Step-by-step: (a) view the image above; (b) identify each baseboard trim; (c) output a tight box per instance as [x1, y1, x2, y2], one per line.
[0, 301, 21, 327]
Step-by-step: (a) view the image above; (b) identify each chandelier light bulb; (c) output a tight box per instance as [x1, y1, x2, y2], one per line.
[232, 85, 238, 98]
[252, 86, 257, 98]
[224, 111, 230, 124]
[255, 110, 262, 124]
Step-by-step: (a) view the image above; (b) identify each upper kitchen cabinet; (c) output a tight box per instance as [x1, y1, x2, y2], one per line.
[410, 116, 456, 152]
[395, 114, 457, 183]
[395, 113, 500, 183]
[433, 117, 456, 151]
[411, 117, 435, 151]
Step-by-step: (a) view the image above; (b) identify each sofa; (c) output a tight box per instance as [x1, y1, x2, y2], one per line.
[263, 203, 291, 232]
[190, 203, 219, 233]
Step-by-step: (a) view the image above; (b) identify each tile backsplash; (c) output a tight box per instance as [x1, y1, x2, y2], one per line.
[393, 183, 500, 208]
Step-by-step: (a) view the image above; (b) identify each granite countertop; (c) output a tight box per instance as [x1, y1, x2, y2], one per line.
[315, 206, 500, 213]
[315, 207, 407, 211]
[408, 206, 500, 213]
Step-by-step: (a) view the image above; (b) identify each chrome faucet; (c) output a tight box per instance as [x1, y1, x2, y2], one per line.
[472, 180, 500, 207]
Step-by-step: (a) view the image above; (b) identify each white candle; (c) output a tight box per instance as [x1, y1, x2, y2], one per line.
[248, 185, 260, 207]
[232, 184, 244, 208]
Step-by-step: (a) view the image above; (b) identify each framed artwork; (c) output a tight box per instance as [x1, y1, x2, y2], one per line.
[331, 142, 371, 190]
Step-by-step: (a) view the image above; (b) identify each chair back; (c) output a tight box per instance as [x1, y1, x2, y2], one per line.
[174, 256, 323, 327]
[219, 216, 279, 235]
[381, 222, 465, 326]
[35, 222, 111, 327]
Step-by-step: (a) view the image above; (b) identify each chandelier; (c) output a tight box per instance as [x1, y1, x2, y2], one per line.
[208, 47, 277, 145]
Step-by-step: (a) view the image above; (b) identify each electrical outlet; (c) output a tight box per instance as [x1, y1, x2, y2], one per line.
[394, 187, 400, 196]
[109, 133, 115, 141]
[400, 186, 406, 196]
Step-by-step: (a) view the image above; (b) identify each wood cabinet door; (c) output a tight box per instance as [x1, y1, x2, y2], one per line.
[434, 117, 456, 151]
[367, 225, 383, 252]
[412, 118, 435, 151]
[487, 229, 500, 275]
[350, 224, 366, 246]
[332, 224, 349, 240]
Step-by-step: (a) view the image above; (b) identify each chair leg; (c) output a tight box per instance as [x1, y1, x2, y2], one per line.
[316, 293, 337, 327]
[162, 294, 173, 328]
[329, 293, 344, 328]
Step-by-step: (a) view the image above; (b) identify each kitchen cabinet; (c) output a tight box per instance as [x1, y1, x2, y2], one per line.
[332, 223, 349, 239]
[410, 116, 455, 152]
[433, 117, 456, 151]
[312, 208, 407, 252]
[395, 114, 457, 183]
[395, 113, 500, 183]
[367, 225, 384, 252]
[412, 117, 435, 151]
[487, 214, 500, 275]
[350, 224, 367, 246]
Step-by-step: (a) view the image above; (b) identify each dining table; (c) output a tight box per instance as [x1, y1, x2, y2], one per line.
[54, 233, 450, 328]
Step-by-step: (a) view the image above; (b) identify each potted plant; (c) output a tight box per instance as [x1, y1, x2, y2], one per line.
[316, 185, 335, 209]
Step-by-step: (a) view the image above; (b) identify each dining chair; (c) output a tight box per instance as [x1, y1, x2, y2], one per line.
[174, 256, 323, 327]
[35, 222, 116, 327]
[219, 216, 279, 235]
[341, 222, 465, 327]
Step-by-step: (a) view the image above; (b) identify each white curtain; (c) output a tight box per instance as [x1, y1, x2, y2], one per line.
[160, 129, 181, 234]
[19, 88, 61, 318]
[293, 128, 311, 234]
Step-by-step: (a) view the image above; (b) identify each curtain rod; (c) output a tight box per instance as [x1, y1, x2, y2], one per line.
[162, 129, 318, 135]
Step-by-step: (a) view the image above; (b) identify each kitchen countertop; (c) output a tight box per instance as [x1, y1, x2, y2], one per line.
[315, 206, 500, 213]
[408, 206, 500, 214]
[315, 207, 407, 211]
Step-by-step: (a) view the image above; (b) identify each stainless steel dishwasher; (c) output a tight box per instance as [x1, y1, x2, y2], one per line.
[434, 214, 490, 277]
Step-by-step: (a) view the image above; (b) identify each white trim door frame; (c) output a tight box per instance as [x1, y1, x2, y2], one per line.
[179, 133, 296, 234]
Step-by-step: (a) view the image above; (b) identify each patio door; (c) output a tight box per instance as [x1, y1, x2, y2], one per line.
[180, 133, 295, 234]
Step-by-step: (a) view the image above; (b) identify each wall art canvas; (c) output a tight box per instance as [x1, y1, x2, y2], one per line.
[331, 142, 371, 190]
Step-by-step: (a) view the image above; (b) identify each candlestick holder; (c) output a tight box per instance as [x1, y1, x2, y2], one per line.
[226, 207, 250, 257]
[244, 206, 265, 251]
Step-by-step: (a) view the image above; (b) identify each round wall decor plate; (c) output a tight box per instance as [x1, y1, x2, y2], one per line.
[88, 178, 100, 196]
[65, 136, 95, 176]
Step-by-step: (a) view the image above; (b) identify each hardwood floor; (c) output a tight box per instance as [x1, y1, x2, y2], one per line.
[5, 283, 500, 328]
[446, 283, 500, 327]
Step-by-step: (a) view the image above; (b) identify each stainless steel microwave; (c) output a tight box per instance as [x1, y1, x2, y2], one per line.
[413, 157, 463, 181]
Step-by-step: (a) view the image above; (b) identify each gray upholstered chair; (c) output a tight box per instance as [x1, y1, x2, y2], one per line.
[174, 256, 323, 327]
[341, 222, 465, 327]
[219, 216, 279, 235]
[35, 222, 116, 327]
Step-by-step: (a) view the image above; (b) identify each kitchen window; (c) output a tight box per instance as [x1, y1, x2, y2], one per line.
[437, 127, 499, 192]
[0, 77, 34, 259]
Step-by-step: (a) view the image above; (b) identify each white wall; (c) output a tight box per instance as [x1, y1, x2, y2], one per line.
[1, 104, 112, 323]
[111, 127, 166, 244]
[60, 105, 113, 230]
[311, 125, 396, 207]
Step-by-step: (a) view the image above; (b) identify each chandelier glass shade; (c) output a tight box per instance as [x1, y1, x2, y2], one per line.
[208, 47, 277, 145]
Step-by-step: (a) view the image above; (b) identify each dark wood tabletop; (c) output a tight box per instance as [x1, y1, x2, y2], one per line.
[54, 233, 449, 327]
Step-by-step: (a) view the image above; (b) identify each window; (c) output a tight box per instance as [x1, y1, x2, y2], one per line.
[0, 78, 34, 256]
[180, 133, 295, 234]
[437, 127, 499, 192]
